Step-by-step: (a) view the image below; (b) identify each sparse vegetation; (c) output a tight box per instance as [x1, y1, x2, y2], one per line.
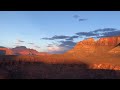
[0, 55, 120, 79]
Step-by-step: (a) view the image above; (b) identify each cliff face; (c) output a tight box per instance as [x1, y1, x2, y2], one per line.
[12, 46, 48, 55]
[0, 48, 13, 55]
[96, 36, 120, 46]
[109, 45, 120, 55]
[66, 36, 120, 56]
[12, 48, 39, 55]
[75, 36, 120, 47]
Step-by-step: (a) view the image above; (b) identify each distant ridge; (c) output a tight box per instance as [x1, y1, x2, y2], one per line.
[0, 48, 13, 55]
[0, 46, 49, 55]
[0, 46, 6, 48]
[12, 46, 49, 55]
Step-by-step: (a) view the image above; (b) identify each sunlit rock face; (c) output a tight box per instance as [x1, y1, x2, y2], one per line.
[109, 45, 120, 54]
[0, 48, 13, 55]
[66, 36, 120, 56]
[72, 38, 96, 54]
[96, 36, 120, 46]
[78, 38, 96, 45]
[13, 49, 39, 55]
[12, 46, 48, 55]
[90, 64, 120, 70]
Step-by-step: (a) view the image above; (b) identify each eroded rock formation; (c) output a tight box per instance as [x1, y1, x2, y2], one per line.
[66, 36, 120, 56]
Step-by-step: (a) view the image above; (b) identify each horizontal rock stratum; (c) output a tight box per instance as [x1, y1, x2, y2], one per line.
[0, 46, 49, 55]
[67, 36, 120, 56]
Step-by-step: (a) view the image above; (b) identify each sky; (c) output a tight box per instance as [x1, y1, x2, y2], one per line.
[0, 11, 120, 53]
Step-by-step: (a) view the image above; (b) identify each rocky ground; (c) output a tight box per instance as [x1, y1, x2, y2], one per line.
[0, 60, 120, 79]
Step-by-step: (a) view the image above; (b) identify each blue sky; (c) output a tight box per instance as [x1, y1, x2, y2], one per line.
[0, 11, 120, 53]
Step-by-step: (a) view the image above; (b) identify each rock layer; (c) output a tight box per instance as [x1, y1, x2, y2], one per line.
[66, 36, 120, 56]
[12, 46, 48, 55]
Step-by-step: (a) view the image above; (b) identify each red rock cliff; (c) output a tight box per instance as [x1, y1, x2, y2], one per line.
[66, 36, 120, 56]
[0, 48, 13, 55]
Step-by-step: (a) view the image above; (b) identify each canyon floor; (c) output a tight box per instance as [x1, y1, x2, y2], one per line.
[0, 55, 120, 79]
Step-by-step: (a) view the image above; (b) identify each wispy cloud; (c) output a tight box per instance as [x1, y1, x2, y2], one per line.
[42, 35, 80, 41]
[47, 45, 69, 54]
[17, 39, 25, 43]
[47, 44, 54, 47]
[76, 28, 120, 39]
[93, 28, 116, 33]
[15, 43, 21, 44]
[66, 35, 79, 41]
[28, 43, 34, 45]
[14, 39, 25, 46]
[78, 19, 87, 21]
[73, 15, 88, 22]
[42, 35, 70, 40]
[34, 46, 40, 48]
[47, 40, 77, 54]
[76, 32, 97, 37]
[101, 30, 120, 37]
[58, 40, 76, 48]
[73, 15, 80, 19]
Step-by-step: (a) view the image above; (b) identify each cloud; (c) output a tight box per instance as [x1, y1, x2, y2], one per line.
[76, 32, 97, 37]
[73, 15, 80, 19]
[28, 42, 40, 49]
[47, 45, 65, 54]
[47, 40, 77, 54]
[42, 35, 79, 41]
[59, 41, 76, 48]
[15, 39, 25, 46]
[34, 46, 40, 48]
[94, 28, 120, 38]
[47, 44, 53, 47]
[48, 46, 61, 51]
[17, 40, 25, 43]
[73, 15, 88, 22]
[28, 43, 34, 45]
[15, 43, 20, 44]
[66, 35, 79, 41]
[78, 19, 87, 21]
[93, 28, 116, 33]
[42, 37, 54, 40]
[76, 28, 120, 39]
[42, 35, 70, 40]
[101, 30, 120, 37]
